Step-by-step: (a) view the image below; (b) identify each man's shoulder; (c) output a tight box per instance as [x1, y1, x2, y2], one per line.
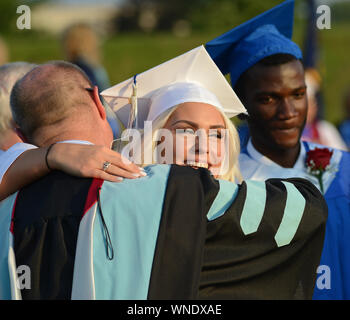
[304, 141, 350, 198]
[303, 141, 348, 154]
[103, 164, 171, 187]
[100, 164, 172, 200]
[303, 141, 350, 169]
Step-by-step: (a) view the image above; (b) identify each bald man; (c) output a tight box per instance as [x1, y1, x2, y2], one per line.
[0, 61, 137, 201]
[1, 61, 150, 299]
[11, 61, 113, 147]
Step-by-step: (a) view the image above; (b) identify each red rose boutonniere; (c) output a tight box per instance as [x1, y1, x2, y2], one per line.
[305, 147, 333, 194]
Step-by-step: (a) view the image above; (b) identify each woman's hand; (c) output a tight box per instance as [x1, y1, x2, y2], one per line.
[47, 143, 146, 182]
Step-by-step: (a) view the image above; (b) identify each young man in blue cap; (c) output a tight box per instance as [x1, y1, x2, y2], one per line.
[207, 0, 350, 300]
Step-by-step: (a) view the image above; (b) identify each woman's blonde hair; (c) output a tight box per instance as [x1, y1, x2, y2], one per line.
[140, 104, 242, 183]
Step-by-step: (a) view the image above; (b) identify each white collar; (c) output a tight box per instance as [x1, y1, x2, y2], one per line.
[246, 138, 306, 170]
[244, 138, 342, 195]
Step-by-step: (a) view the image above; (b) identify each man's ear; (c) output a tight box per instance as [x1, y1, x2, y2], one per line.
[92, 86, 107, 120]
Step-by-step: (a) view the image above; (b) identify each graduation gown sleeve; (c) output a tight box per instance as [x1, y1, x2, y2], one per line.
[0, 143, 37, 184]
[199, 178, 328, 299]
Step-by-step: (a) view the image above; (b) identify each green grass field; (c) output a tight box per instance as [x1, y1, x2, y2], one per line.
[4, 21, 350, 125]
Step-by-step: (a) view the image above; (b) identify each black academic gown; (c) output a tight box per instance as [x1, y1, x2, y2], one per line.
[3, 164, 327, 299]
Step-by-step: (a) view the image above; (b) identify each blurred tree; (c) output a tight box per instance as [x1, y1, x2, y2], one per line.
[115, 0, 286, 34]
[150, 0, 204, 30]
[332, 1, 350, 23]
[191, 0, 282, 33]
[0, 0, 19, 33]
[115, 0, 205, 32]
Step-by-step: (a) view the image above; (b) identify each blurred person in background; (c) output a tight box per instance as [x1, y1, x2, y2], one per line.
[301, 68, 347, 151]
[62, 23, 110, 91]
[0, 62, 37, 152]
[338, 87, 350, 149]
[61, 24, 122, 137]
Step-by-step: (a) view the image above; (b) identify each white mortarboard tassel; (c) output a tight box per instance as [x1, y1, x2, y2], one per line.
[101, 45, 247, 129]
[127, 75, 138, 130]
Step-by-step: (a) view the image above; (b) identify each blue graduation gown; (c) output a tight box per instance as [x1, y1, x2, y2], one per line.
[239, 140, 350, 299]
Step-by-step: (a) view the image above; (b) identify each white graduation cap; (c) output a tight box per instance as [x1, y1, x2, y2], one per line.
[100, 45, 247, 129]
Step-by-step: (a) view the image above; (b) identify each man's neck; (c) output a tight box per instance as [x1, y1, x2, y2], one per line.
[34, 130, 111, 148]
[251, 138, 301, 168]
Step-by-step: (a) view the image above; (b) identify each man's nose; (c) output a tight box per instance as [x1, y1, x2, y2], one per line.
[278, 98, 297, 120]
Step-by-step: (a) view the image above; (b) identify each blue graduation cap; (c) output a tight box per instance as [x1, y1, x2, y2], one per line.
[206, 0, 303, 88]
